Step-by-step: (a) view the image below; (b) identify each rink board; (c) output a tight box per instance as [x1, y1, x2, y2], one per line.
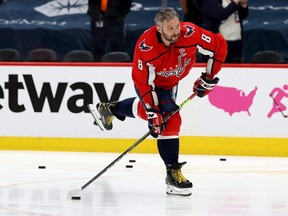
[0, 136, 288, 157]
[0, 63, 287, 156]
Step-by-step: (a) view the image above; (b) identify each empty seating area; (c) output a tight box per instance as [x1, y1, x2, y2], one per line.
[250, 50, 285, 63]
[0, 48, 131, 62]
[0, 48, 21, 61]
[0, 47, 285, 63]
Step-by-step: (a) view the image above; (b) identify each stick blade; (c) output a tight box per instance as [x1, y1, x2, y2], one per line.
[67, 188, 82, 199]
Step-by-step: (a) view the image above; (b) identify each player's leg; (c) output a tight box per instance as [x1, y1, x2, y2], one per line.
[165, 161, 193, 196]
[137, 88, 193, 196]
[88, 97, 136, 131]
[157, 113, 193, 196]
[157, 88, 192, 196]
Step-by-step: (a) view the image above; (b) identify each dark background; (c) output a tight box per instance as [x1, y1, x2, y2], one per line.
[0, 0, 287, 62]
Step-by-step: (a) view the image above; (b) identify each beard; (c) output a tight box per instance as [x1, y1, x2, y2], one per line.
[162, 31, 180, 44]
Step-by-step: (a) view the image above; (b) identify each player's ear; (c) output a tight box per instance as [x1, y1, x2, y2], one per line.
[156, 25, 162, 33]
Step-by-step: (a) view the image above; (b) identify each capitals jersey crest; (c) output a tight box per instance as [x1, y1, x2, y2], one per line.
[183, 25, 195, 38]
[139, 40, 153, 51]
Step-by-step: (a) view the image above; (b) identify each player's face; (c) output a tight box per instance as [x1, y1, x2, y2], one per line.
[160, 17, 180, 44]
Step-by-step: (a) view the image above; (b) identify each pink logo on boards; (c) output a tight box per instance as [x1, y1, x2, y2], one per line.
[267, 84, 288, 118]
[208, 86, 258, 116]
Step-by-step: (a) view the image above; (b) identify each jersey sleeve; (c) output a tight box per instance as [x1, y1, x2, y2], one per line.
[131, 44, 159, 109]
[194, 26, 227, 79]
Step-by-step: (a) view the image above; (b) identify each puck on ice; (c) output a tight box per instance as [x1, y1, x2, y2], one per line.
[38, 166, 46, 169]
[220, 158, 227, 161]
[126, 165, 133, 168]
[71, 196, 81, 200]
[129, 159, 136, 163]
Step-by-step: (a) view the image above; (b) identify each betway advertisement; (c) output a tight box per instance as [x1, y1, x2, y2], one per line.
[0, 64, 287, 139]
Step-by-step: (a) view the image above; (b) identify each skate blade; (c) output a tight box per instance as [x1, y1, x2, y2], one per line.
[166, 185, 192, 196]
[87, 104, 104, 131]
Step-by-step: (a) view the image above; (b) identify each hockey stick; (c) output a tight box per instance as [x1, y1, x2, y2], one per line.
[67, 91, 198, 198]
[271, 95, 288, 118]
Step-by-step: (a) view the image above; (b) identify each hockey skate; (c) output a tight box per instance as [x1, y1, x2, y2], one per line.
[87, 102, 117, 131]
[165, 162, 193, 196]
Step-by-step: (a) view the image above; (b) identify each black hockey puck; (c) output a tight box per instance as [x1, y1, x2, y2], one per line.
[220, 158, 227, 161]
[71, 196, 81, 200]
[126, 165, 133, 168]
[129, 159, 136, 163]
[38, 166, 46, 169]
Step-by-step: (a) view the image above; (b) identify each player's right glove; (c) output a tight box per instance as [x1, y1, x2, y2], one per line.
[146, 108, 163, 138]
[193, 72, 219, 97]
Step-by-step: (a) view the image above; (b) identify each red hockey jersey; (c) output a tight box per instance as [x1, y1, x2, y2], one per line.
[132, 22, 227, 108]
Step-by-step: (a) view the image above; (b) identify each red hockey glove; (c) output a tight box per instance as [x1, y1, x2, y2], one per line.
[146, 108, 163, 138]
[193, 72, 219, 97]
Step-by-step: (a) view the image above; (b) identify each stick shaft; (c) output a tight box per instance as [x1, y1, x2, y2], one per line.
[163, 91, 198, 123]
[81, 129, 152, 190]
[74, 91, 198, 193]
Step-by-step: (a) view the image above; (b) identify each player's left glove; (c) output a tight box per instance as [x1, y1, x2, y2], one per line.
[146, 108, 163, 138]
[193, 72, 219, 97]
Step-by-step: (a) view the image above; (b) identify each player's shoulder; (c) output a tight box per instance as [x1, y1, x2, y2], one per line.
[138, 26, 157, 40]
[135, 26, 165, 61]
[175, 22, 201, 46]
[180, 22, 200, 38]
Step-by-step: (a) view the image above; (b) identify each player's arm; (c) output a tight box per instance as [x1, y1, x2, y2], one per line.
[193, 26, 227, 97]
[196, 26, 227, 78]
[132, 59, 158, 108]
[132, 53, 163, 137]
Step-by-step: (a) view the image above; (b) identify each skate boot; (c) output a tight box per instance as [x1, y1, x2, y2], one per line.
[87, 102, 117, 131]
[165, 162, 193, 196]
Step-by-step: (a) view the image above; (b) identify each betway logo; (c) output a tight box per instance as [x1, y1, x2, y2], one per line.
[0, 74, 124, 113]
[34, 0, 88, 17]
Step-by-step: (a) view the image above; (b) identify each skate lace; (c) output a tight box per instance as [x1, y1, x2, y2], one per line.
[171, 169, 188, 183]
[98, 103, 112, 110]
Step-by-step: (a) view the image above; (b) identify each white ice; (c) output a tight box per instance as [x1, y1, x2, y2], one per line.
[0, 150, 288, 216]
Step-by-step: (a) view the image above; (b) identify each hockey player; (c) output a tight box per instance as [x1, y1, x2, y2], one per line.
[88, 7, 227, 196]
